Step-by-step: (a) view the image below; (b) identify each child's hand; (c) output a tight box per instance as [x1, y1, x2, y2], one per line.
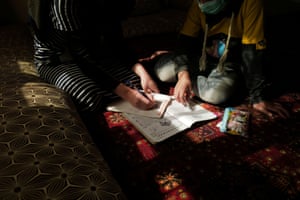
[174, 71, 193, 106]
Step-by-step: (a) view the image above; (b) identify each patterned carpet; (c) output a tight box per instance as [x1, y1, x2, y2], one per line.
[93, 14, 300, 200]
[97, 90, 300, 200]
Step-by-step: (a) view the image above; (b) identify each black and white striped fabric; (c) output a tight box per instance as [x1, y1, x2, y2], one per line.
[30, 0, 140, 112]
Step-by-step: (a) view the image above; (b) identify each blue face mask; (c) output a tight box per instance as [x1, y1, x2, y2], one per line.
[198, 0, 227, 15]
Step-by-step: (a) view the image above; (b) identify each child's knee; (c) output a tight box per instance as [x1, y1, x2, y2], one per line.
[196, 74, 237, 104]
[154, 60, 177, 83]
[199, 88, 232, 104]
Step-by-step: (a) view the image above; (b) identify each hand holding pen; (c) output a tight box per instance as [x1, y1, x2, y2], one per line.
[133, 88, 157, 110]
[138, 89, 154, 102]
[123, 77, 158, 110]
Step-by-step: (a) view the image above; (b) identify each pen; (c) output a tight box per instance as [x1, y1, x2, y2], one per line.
[185, 100, 194, 111]
[138, 89, 153, 102]
[183, 95, 194, 111]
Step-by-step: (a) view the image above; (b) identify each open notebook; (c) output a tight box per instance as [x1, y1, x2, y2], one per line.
[107, 93, 217, 144]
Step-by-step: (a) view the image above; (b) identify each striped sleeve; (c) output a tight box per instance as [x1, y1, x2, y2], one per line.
[50, 0, 81, 31]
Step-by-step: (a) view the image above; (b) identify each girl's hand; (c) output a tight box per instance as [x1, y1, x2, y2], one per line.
[114, 83, 156, 110]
